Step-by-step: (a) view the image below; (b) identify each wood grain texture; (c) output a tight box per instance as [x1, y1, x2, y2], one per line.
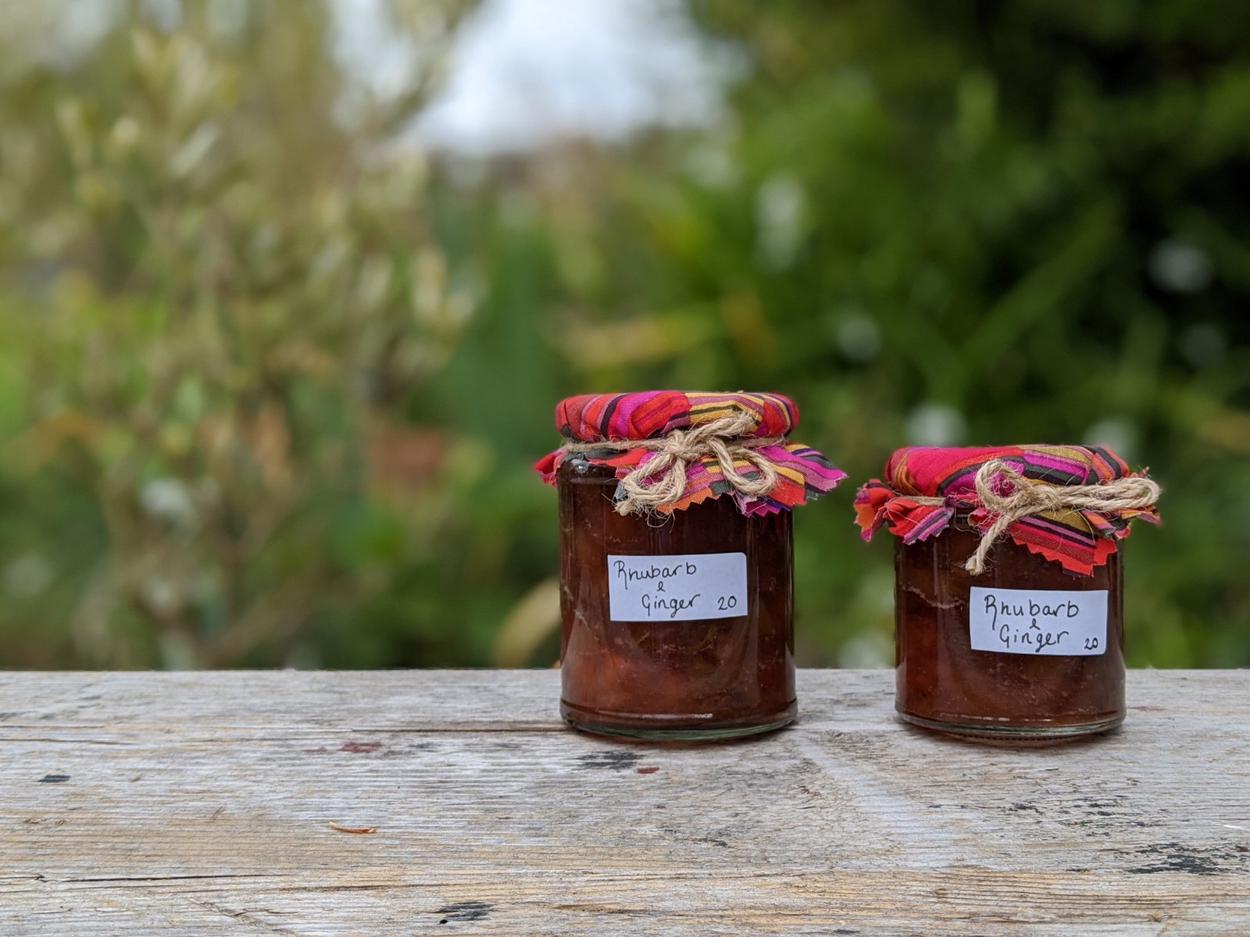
[1, 670, 1247, 936]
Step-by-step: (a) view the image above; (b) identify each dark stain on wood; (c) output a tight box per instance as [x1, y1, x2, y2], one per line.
[1082, 797, 1128, 817]
[577, 750, 640, 771]
[635, 766, 659, 775]
[38, 774, 70, 783]
[1127, 842, 1241, 875]
[437, 900, 493, 923]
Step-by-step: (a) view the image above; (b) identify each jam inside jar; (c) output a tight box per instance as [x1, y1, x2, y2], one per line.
[557, 459, 795, 740]
[895, 515, 1125, 741]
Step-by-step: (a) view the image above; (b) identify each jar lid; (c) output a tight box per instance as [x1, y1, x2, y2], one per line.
[536, 391, 846, 516]
[553, 390, 798, 442]
[854, 445, 1160, 576]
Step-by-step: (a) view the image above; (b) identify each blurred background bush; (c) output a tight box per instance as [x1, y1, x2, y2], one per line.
[1, 0, 1248, 670]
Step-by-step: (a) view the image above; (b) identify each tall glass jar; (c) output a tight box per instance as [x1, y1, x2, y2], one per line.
[855, 445, 1159, 743]
[537, 391, 845, 741]
[558, 459, 795, 739]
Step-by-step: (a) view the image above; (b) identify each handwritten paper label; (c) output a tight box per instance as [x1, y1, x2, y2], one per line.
[969, 587, 1108, 656]
[607, 553, 748, 622]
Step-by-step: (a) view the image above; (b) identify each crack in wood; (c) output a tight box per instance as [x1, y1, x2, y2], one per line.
[190, 897, 300, 935]
[60, 874, 289, 885]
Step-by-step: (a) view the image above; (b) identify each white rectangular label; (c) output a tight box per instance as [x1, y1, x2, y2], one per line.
[607, 552, 748, 622]
[969, 587, 1108, 656]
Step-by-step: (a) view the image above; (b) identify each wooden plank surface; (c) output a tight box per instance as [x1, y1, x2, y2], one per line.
[1, 670, 1247, 936]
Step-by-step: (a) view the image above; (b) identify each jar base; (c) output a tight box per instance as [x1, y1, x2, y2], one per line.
[898, 709, 1123, 745]
[561, 700, 796, 742]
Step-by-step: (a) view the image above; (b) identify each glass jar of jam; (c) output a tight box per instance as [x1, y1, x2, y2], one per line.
[536, 391, 845, 740]
[855, 445, 1160, 742]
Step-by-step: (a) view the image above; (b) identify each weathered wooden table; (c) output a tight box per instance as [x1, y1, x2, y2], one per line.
[1, 670, 1247, 935]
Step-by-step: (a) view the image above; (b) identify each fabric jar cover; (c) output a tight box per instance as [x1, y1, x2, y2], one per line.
[854, 445, 1160, 576]
[536, 391, 847, 516]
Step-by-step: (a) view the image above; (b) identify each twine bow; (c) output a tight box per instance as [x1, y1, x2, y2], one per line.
[954, 459, 1161, 575]
[562, 412, 783, 515]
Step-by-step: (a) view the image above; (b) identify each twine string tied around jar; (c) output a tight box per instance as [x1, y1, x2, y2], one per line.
[911, 458, 1161, 576]
[561, 412, 786, 515]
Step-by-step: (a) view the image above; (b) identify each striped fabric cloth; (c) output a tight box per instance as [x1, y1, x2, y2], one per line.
[854, 445, 1159, 575]
[536, 391, 846, 516]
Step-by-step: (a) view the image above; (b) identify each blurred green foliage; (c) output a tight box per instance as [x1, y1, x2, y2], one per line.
[1, 0, 1248, 669]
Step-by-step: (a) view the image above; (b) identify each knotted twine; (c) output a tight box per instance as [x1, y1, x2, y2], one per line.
[915, 459, 1161, 575]
[560, 412, 784, 515]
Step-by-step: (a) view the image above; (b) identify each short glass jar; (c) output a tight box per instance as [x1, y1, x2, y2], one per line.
[856, 446, 1159, 743]
[537, 391, 845, 741]
[895, 516, 1125, 739]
